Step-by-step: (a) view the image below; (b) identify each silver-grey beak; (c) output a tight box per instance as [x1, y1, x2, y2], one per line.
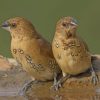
[70, 21, 78, 26]
[71, 18, 78, 26]
[1, 21, 10, 31]
[1, 21, 10, 27]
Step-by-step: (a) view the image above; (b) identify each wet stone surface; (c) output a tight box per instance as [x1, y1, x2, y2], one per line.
[0, 55, 100, 100]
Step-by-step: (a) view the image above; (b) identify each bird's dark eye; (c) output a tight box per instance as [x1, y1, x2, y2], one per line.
[62, 23, 67, 27]
[11, 23, 16, 28]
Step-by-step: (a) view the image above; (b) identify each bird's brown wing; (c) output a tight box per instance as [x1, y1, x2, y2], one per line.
[37, 36, 61, 72]
[37, 37, 54, 59]
[78, 36, 89, 51]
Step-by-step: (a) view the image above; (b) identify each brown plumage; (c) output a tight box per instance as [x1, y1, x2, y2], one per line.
[1, 17, 61, 92]
[52, 16, 98, 89]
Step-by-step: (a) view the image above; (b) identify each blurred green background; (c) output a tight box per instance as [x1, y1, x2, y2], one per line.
[0, 0, 100, 57]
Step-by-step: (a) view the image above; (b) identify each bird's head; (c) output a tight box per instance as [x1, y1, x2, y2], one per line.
[56, 16, 78, 38]
[1, 17, 36, 37]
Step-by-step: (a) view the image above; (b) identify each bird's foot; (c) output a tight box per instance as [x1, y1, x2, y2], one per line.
[50, 74, 70, 91]
[91, 71, 99, 85]
[50, 80, 62, 91]
[90, 65, 99, 85]
[18, 80, 38, 96]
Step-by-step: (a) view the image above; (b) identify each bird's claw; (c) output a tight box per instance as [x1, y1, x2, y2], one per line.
[18, 80, 36, 96]
[50, 81, 62, 91]
[91, 72, 99, 85]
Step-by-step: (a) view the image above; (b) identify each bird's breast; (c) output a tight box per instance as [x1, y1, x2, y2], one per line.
[52, 38, 91, 75]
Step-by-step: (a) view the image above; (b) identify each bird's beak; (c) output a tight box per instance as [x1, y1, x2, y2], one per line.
[66, 22, 78, 34]
[1, 21, 10, 31]
[70, 21, 78, 26]
[1, 21, 10, 27]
